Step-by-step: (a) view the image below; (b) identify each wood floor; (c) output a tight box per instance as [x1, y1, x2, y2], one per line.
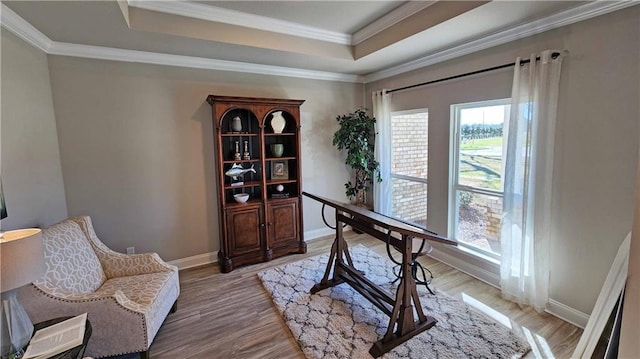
[149, 232, 583, 358]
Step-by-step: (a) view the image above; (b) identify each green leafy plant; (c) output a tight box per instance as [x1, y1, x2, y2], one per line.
[332, 108, 382, 203]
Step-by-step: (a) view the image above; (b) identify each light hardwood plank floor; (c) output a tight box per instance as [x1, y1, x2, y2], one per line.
[149, 232, 582, 358]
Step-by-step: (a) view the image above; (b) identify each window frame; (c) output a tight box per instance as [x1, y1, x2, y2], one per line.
[448, 98, 510, 261]
[389, 108, 429, 228]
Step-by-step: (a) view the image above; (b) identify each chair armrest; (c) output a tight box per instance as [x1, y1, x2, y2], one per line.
[24, 284, 145, 314]
[19, 285, 151, 358]
[99, 252, 177, 279]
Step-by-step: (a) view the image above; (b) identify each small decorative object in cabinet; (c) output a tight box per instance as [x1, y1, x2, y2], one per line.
[270, 143, 284, 158]
[231, 116, 243, 132]
[269, 111, 286, 134]
[206, 95, 306, 272]
[270, 160, 288, 180]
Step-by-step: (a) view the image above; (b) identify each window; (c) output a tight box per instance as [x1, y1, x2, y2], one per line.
[449, 100, 510, 259]
[390, 110, 428, 227]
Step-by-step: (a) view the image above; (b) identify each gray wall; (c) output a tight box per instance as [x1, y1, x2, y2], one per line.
[47, 55, 360, 260]
[0, 30, 68, 230]
[366, 7, 639, 315]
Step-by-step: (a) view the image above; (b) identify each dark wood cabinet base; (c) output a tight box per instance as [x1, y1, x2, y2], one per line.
[218, 251, 234, 273]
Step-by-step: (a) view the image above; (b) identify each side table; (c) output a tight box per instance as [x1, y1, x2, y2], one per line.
[31, 316, 92, 359]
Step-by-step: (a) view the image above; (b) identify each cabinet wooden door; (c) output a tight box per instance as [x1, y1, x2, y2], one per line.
[267, 199, 299, 248]
[226, 205, 263, 257]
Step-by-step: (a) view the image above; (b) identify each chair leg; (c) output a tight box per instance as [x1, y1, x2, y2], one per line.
[170, 300, 177, 313]
[140, 350, 150, 359]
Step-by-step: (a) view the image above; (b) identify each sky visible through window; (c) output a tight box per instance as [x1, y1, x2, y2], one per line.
[461, 105, 507, 125]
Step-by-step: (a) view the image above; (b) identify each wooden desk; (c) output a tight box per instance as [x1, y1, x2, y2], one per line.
[303, 192, 457, 357]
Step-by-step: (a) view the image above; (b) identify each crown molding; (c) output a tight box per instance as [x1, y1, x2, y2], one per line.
[126, 0, 352, 45]
[352, 1, 437, 45]
[0, 3, 52, 52]
[364, 1, 639, 83]
[2, 1, 636, 85]
[536, 0, 639, 29]
[0, 3, 361, 83]
[48, 42, 363, 82]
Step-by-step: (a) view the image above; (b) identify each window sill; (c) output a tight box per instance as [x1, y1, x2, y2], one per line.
[428, 242, 500, 288]
[457, 244, 500, 266]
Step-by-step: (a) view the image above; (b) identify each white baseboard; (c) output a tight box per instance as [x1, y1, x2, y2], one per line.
[168, 252, 218, 270]
[547, 299, 589, 329]
[304, 227, 336, 241]
[168, 227, 338, 270]
[428, 245, 589, 329]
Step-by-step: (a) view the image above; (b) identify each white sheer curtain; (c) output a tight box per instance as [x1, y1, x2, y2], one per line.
[500, 50, 563, 311]
[372, 90, 392, 215]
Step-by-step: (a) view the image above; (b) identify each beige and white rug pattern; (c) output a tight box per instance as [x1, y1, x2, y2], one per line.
[258, 245, 531, 359]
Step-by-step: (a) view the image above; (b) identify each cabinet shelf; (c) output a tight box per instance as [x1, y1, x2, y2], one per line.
[222, 133, 259, 137]
[265, 156, 296, 161]
[268, 195, 299, 200]
[223, 159, 261, 164]
[267, 179, 297, 185]
[226, 199, 261, 207]
[264, 133, 295, 137]
[224, 180, 261, 190]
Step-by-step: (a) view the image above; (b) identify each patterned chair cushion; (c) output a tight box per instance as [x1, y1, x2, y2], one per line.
[95, 270, 180, 339]
[35, 219, 106, 295]
[96, 272, 174, 307]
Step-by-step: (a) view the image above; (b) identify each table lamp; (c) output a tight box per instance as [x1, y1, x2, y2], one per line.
[0, 228, 45, 359]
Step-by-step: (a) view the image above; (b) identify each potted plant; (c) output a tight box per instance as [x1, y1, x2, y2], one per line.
[332, 108, 382, 205]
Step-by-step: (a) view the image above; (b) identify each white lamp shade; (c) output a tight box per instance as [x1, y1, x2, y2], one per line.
[0, 228, 45, 292]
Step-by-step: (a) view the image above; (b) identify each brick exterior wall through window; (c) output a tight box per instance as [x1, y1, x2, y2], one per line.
[391, 111, 428, 226]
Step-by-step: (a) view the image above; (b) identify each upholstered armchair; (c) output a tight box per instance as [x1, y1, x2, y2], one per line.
[19, 216, 180, 359]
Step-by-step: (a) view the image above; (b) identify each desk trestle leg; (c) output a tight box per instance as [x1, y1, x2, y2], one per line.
[310, 239, 345, 293]
[370, 234, 437, 358]
[311, 210, 355, 294]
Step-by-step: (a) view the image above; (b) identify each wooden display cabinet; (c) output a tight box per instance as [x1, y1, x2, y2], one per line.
[206, 95, 306, 272]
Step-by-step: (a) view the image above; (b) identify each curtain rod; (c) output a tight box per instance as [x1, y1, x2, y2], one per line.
[387, 51, 561, 94]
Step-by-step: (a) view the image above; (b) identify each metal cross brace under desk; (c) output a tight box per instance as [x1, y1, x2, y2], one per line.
[302, 192, 457, 357]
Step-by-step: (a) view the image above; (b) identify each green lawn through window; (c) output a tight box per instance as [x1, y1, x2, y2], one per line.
[459, 136, 503, 191]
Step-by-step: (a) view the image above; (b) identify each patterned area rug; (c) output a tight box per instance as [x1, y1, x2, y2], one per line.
[258, 245, 531, 359]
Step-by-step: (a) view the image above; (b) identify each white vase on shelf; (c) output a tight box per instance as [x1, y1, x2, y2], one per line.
[270, 111, 286, 134]
[231, 116, 242, 132]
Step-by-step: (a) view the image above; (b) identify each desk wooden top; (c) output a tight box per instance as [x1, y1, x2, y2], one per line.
[303, 192, 456, 247]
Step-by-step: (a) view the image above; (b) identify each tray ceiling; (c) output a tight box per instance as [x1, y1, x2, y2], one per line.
[1, 1, 635, 82]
